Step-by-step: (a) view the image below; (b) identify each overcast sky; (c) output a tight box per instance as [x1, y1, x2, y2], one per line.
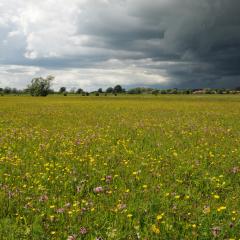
[0, 0, 240, 90]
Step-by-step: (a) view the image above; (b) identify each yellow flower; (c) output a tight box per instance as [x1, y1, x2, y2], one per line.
[127, 214, 133, 218]
[203, 206, 211, 214]
[192, 224, 196, 228]
[173, 152, 178, 157]
[142, 185, 148, 189]
[214, 195, 220, 199]
[217, 206, 226, 212]
[157, 213, 164, 221]
[151, 224, 160, 234]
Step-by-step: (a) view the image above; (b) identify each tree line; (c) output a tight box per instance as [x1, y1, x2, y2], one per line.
[1, 76, 240, 96]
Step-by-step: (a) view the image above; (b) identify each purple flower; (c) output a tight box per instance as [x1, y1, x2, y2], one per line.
[93, 186, 104, 193]
[212, 227, 221, 237]
[80, 227, 87, 235]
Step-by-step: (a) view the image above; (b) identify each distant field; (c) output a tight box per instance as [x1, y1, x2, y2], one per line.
[1, 95, 240, 239]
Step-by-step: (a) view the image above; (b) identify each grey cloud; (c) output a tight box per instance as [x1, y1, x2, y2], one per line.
[0, 0, 240, 88]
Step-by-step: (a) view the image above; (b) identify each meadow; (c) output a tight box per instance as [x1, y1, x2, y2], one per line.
[0, 95, 240, 240]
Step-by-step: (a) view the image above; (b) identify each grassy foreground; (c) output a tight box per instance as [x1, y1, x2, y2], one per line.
[0, 95, 240, 239]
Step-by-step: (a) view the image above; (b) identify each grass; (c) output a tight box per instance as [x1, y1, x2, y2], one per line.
[0, 95, 240, 239]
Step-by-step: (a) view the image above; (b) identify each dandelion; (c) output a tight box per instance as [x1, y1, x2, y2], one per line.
[127, 214, 133, 218]
[151, 224, 160, 234]
[156, 213, 164, 221]
[213, 195, 220, 199]
[217, 206, 226, 212]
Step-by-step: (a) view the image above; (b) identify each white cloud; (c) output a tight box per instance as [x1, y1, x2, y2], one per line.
[0, 60, 168, 90]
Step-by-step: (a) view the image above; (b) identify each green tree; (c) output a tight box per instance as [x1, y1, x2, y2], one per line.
[59, 87, 66, 94]
[113, 85, 123, 93]
[76, 88, 84, 94]
[106, 87, 113, 93]
[28, 76, 54, 96]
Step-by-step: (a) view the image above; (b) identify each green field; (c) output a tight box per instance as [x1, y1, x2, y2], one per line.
[1, 95, 240, 239]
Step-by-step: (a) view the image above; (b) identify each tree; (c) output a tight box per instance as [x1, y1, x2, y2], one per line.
[106, 87, 113, 93]
[98, 88, 103, 93]
[113, 85, 123, 93]
[28, 75, 54, 96]
[59, 87, 66, 94]
[76, 88, 83, 94]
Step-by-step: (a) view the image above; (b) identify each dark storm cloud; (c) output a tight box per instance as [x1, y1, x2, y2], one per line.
[75, 0, 240, 88]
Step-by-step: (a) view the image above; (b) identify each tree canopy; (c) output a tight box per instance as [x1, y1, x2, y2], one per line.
[28, 76, 54, 96]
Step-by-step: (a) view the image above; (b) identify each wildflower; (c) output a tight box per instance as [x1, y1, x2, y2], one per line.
[142, 185, 148, 189]
[93, 186, 104, 193]
[127, 214, 133, 218]
[51, 231, 56, 235]
[80, 227, 88, 235]
[211, 226, 221, 237]
[217, 206, 226, 212]
[214, 195, 220, 199]
[192, 224, 196, 228]
[118, 203, 127, 211]
[106, 175, 112, 183]
[156, 213, 164, 221]
[203, 206, 211, 214]
[151, 224, 160, 234]
[56, 208, 65, 213]
[65, 203, 71, 208]
[231, 166, 239, 174]
[39, 194, 48, 202]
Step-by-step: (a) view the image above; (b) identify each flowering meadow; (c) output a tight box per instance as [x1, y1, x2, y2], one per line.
[0, 95, 240, 240]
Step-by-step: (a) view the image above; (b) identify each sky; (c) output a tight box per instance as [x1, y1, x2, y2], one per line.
[0, 0, 240, 90]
